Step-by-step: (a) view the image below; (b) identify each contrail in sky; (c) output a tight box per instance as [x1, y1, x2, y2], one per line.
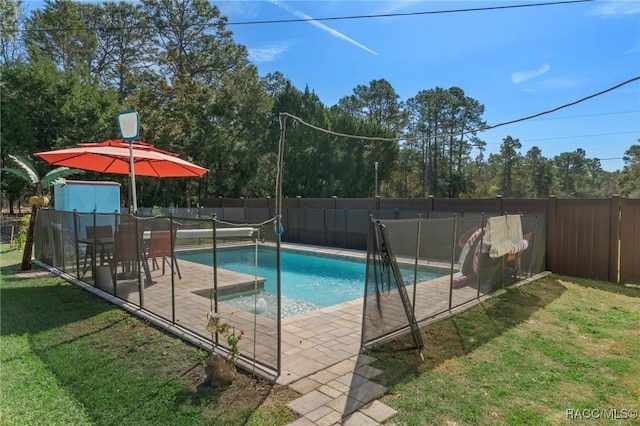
[268, 0, 378, 55]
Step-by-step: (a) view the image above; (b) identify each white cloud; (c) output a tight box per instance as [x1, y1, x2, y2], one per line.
[268, 0, 378, 55]
[248, 42, 290, 63]
[511, 63, 551, 84]
[590, 0, 640, 16]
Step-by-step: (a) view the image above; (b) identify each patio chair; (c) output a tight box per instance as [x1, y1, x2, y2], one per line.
[81, 225, 113, 277]
[113, 222, 143, 275]
[146, 229, 181, 279]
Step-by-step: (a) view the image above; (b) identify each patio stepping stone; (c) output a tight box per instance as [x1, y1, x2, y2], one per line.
[342, 411, 380, 425]
[287, 390, 333, 416]
[357, 400, 398, 424]
[289, 377, 322, 394]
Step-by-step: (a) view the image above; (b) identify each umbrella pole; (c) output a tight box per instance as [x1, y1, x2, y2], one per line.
[129, 142, 137, 213]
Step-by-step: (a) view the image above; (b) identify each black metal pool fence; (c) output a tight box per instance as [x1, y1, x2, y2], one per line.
[33, 209, 545, 376]
[361, 213, 546, 349]
[34, 209, 283, 377]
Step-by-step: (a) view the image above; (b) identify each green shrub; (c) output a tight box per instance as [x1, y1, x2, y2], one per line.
[13, 214, 30, 250]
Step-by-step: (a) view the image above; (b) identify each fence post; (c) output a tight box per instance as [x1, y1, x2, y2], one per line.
[609, 194, 622, 283]
[412, 214, 422, 315]
[427, 195, 434, 213]
[448, 214, 457, 310]
[169, 213, 176, 321]
[323, 208, 326, 246]
[547, 196, 557, 273]
[331, 196, 338, 247]
[476, 213, 486, 300]
[296, 196, 302, 243]
[73, 210, 80, 278]
[496, 195, 503, 214]
[344, 209, 348, 248]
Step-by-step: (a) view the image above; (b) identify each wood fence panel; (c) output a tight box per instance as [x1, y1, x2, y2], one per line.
[503, 199, 549, 214]
[299, 198, 334, 209]
[551, 199, 612, 281]
[432, 198, 498, 212]
[620, 198, 640, 283]
[335, 198, 376, 210]
[378, 198, 429, 211]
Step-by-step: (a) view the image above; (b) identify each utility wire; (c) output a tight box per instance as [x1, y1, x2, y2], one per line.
[480, 76, 640, 132]
[281, 76, 640, 143]
[230, 0, 593, 26]
[18, 0, 593, 32]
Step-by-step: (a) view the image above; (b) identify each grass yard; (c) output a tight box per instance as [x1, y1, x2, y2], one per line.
[373, 276, 640, 425]
[0, 245, 299, 426]
[2, 242, 639, 426]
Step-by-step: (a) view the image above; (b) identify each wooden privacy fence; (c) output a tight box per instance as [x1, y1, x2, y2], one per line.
[200, 195, 638, 284]
[544, 196, 639, 284]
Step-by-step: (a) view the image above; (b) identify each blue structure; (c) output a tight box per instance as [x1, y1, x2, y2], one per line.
[54, 180, 120, 213]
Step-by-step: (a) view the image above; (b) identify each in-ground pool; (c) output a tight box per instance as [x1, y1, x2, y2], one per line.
[178, 246, 445, 318]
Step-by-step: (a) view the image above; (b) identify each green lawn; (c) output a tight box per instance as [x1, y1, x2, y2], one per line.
[0, 245, 297, 426]
[373, 276, 640, 425]
[2, 243, 638, 426]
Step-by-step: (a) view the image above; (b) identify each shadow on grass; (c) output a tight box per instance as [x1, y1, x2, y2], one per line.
[368, 276, 568, 388]
[1, 277, 116, 337]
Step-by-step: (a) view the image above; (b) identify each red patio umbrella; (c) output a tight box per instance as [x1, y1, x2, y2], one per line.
[35, 140, 208, 210]
[35, 140, 208, 178]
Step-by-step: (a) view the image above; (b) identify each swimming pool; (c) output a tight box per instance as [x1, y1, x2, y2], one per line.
[178, 246, 444, 318]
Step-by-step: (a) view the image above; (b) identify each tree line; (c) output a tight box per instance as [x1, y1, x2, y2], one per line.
[1, 0, 638, 213]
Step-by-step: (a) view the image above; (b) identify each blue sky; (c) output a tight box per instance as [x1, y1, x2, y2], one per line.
[217, 0, 640, 171]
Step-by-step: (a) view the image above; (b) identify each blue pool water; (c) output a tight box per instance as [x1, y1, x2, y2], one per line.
[178, 247, 443, 318]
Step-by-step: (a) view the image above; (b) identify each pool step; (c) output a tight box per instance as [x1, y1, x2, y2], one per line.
[191, 267, 265, 298]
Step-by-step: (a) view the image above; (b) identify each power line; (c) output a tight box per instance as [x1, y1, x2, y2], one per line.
[18, 0, 593, 33]
[480, 76, 640, 132]
[281, 76, 640, 143]
[229, 0, 593, 26]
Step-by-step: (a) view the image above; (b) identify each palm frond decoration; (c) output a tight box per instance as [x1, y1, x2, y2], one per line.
[6, 154, 39, 185]
[2, 167, 33, 183]
[2, 154, 85, 270]
[42, 167, 85, 187]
